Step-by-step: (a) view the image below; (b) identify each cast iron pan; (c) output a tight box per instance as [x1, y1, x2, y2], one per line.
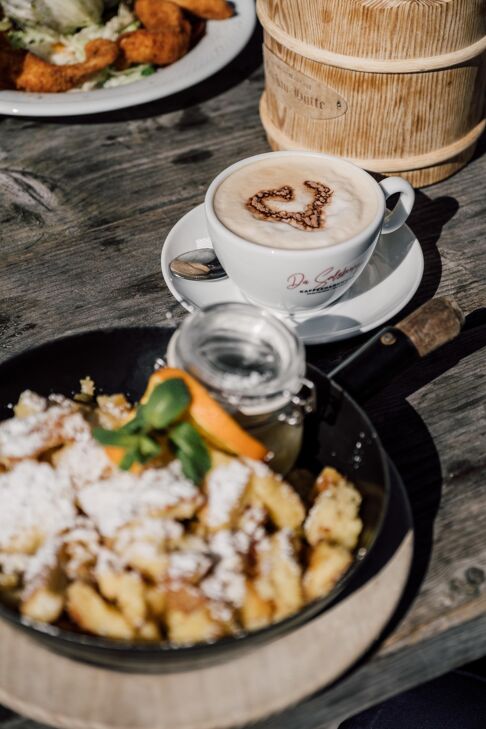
[0, 298, 463, 672]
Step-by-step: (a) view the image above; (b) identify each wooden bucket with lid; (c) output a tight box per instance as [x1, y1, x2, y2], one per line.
[257, 0, 486, 186]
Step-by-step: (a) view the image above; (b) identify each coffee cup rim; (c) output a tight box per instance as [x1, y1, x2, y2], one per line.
[205, 150, 386, 256]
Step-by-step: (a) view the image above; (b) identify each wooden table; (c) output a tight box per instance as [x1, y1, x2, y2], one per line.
[0, 27, 485, 729]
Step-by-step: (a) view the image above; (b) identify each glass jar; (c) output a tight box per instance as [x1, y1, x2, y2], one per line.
[167, 303, 315, 474]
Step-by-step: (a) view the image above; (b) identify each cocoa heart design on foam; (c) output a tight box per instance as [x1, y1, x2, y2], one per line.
[246, 180, 333, 231]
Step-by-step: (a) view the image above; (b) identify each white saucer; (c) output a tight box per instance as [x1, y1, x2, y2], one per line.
[161, 205, 424, 345]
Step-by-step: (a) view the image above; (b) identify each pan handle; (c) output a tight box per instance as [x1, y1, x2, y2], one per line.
[328, 297, 465, 402]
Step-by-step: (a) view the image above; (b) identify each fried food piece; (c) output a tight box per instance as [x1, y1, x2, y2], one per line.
[314, 466, 346, 496]
[170, 0, 233, 20]
[135, 0, 207, 49]
[109, 519, 181, 581]
[97, 571, 147, 629]
[166, 605, 225, 644]
[0, 403, 87, 467]
[138, 619, 161, 640]
[269, 532, 303, 620]
[21, 558, 67, 623]
[118, 26, 190, 67]
[303, 542, 353, 601]
[0, 33, 25, 90]
[249, 474, 305, 530]
[199, 456, 251, 532]
[3, 530, 44, 556]
[67, 582, 135, 639]
[305, 474, 362, 550]
[240, 580, 273, 630]
[0, 573, 19, 590]
[74, 376, 96, 403]
[15, 39, 118, 93]
[165, 584, 224, 643]
[14, 391, 47, 419]
[61, 526, 100, 582]
[166, 584, 207, 613]
[253, 533, 303, 620]
[135, 0, 185, 31]
[145, 585, 167, 618]
[19, 542, 66, 623]
[21, 585, 65, 623]
[125, 549, 169, 582]
[96, 393, 134, 430]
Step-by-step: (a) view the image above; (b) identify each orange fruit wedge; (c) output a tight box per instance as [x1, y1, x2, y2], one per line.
[103, 446, 143, 474]
[142, 368, 268, 461]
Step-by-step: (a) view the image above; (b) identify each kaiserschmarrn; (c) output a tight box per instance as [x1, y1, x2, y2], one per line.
[0, 372, 363, 645]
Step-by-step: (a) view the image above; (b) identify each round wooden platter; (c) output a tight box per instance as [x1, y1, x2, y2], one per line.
[0, 462, 413, 729]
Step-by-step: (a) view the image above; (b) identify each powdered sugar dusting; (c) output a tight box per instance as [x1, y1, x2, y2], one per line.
[0, 386, 360, 645]
[168, 550, 212, 582]
[115, 518, 183, 552]
[243, 457, 273, 478]
[206, 460, 250, 528]
[275, 529, 300, 574]
[14, 390, 47, 418]
[56, 439, 114, 488]
[0, 462, 76, 550]
[0, 407, 89, 461]
[78, 461, 202, 537]
[22, 536, 61, 597]
[239, 506, 267, 544]
[95, 546, 125, 576]
[62, 516, 101, 580]
[201, 531, 246, 608]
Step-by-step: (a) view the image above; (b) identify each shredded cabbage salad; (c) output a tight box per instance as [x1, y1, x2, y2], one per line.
[1, 1, 157, 90]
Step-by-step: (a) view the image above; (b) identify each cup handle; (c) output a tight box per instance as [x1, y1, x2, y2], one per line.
[379, 177, 415, 234]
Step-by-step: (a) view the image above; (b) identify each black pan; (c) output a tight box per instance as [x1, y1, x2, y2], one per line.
[0, 298, 463, 672]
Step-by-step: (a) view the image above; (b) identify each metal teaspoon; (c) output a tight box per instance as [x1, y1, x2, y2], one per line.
[169, 249, 228, 282]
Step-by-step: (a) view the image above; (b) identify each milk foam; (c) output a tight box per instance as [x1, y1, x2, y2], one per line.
[214, 157, 379, 249]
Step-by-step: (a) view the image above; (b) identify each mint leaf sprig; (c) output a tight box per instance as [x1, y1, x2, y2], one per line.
[93, 378, 210, 483]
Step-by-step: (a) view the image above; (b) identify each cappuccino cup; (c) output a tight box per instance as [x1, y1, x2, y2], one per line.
[205, 151, 415, 313]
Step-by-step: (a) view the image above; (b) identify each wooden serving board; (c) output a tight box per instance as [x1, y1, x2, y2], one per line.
[0, 464, 413, 729]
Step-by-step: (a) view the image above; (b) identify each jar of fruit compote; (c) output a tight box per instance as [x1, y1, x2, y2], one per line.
[167, 303, 315, 474]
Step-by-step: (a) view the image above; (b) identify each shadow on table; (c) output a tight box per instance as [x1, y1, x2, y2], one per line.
[304, 187, 464, 639]
[13, 23, 263, 127]
[402, 188, 456, 306]
[285, 309, 486, 722]
[307, 187, 459, 372]
[343, 307, 486, 666]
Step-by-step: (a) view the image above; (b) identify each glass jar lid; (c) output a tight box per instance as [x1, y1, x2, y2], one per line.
[169, 303, 306, 415]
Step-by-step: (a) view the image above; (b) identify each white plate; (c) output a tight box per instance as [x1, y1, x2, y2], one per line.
[0, 2, 255, 117]
[161, 204, 425, 345]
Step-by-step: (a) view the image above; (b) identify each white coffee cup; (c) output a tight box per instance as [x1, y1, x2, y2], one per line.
[205, 151, 415, 314]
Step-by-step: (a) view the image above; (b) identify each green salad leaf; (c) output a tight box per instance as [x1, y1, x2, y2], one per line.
[1, 0, 104, 33]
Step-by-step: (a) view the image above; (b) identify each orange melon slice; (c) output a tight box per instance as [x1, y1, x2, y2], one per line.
[142, 368, 268, 461]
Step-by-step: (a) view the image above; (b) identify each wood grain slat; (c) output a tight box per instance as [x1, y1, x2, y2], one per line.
[0, 32, 485, 727]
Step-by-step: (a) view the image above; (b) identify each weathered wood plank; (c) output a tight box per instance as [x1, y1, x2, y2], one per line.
[0, 32, 485, 728]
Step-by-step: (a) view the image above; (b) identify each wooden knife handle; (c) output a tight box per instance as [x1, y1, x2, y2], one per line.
[329, 297, 465, 402]
[396, 297, 464, 357]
